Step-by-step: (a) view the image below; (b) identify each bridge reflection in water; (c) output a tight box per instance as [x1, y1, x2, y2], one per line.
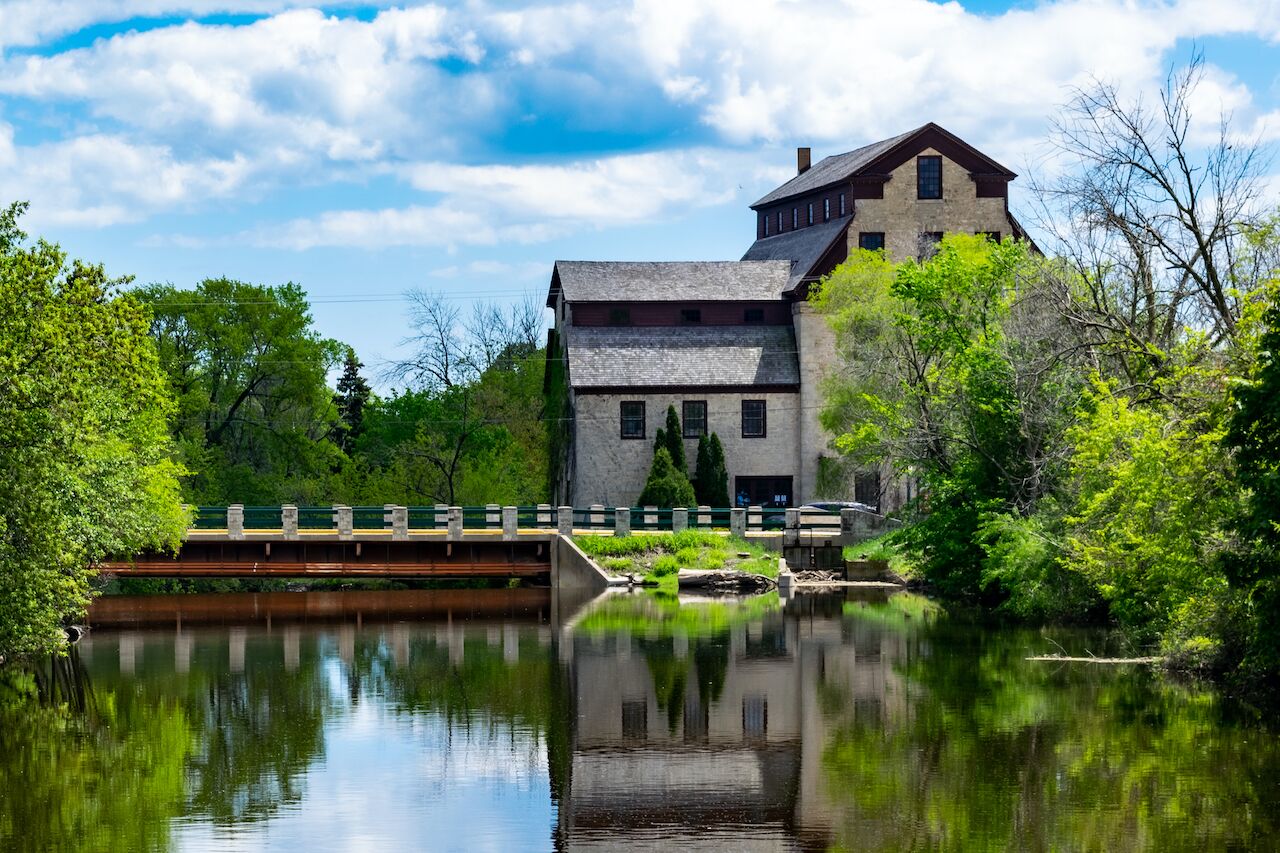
[71, 587, 906, 851]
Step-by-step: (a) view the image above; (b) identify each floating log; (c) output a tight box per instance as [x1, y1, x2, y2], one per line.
[1026, 654, 1162, 664]
[677, 569, 776, 592]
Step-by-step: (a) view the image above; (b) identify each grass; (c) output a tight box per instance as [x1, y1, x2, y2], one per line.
[575, 530, 779, 589]
[843, 530, 917, 579]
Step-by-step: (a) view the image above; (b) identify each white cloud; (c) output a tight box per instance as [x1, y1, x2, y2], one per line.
[252, 147, 751, 249]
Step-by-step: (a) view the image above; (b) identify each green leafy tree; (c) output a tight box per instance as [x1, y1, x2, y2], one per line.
[138, 278, 345, 504]
[0, 202, 186, 659]
[1225, 294, 1280, 671]
[662, 405, 686, 472]
[637, 448, 696, 508]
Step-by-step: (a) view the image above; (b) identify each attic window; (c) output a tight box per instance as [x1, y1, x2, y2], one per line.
[807, 203, 813, 226]
[608, 307, 632, 326]
[839, 193, 846, 216]
[681, 308, 702, 325]
[744, 308, 765, 324]
[824, 198, 830, 221]
[792, 208, 798, 230]
[917, 156, 942, 199]
[764, 215, 770, 237]
[777, 210, 784, 233]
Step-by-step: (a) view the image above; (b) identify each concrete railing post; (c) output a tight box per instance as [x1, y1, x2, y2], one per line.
[557, 506, 574, 536]
[335, 505, 353, 539]
[730, 507, 746, 538]
[485, 503, 501, 528]
[434, 503, 448, 529]
[615, 507, 631, 537]
[840, 508, 856, 536]
[391, 505, 408, 540]
[672, 507, 688, 534]
[502, 506, 518, 541]
[643, 505, 657, 528]
[227, 504, 244, 540]
[447, 506, 463, 539]
[747, 505, 762, 531]
[589, 504, 605, 527]
[697, 505, 711, 528]
[785, 507, 801, 546]
[281, 504, 299, 540]
[537, 503, 552, 527]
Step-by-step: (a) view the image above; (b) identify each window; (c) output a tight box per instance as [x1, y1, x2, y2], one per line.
[777, 210, 784, 233]
[978, 230, 1001, 242]
[743, 307, 765, 324]
[918, 231, 944, 259]
[917, 155, 942, 199]
[807, 202, 813, 226]
[620, 401, 645, 439]
[764, 215, 770, 237]
[742, 399, 766, 438]
[792, 208, 798, 230]
[608, 307, 631, 326]
[824, 198, 830, 221]
[839, 192, 846, 216]
[682, 401, 707, 438]
[680, 308, 702, 325]
[859, 232, 885, 252]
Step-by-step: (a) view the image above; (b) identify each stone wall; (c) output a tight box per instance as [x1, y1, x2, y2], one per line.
[792, 300, 836, 504]
[849, 147, 1009, 262]
[570, 390, 801, 506]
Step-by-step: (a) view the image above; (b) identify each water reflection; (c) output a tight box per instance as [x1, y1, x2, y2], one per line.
[1, 588, 1277, 851]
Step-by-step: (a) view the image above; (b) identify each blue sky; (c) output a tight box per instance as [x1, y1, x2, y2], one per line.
[1, 0, 1278, 375]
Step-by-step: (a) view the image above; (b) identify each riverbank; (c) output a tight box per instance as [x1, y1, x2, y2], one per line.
[572, 530, 778, 591]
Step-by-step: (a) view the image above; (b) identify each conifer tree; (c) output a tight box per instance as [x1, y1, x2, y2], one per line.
[706, 432, 731, 507]
[663, 405, 686, 472]
[693, 434, 713, 504]
[333, 348, 372, 454]
[637, 447, 696, 507]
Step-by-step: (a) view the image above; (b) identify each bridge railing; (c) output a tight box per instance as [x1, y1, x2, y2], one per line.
[183, 504, 884, 537]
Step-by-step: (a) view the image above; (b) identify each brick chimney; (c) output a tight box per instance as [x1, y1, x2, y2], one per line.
[797, 147, 811, 174]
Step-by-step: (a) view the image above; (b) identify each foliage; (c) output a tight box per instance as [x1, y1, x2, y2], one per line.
[332, 348, 372, 455]
[0, 202, 187, 659]
[138, 277, 344, 505]
[661, 405, 686, 472]
[694, 433, 730, 507]
[637, 448, 695, 508]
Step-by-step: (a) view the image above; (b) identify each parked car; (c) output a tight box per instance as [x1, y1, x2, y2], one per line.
[800, 500, 879, 515]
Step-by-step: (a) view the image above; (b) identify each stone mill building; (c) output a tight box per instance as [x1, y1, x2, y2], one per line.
[545, 123, 1030, 509]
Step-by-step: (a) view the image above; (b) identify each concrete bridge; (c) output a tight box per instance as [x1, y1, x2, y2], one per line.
[102, 504, 889, 582]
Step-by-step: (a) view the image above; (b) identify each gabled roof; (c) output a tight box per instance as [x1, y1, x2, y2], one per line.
[563, 325, 799, 390]
[751, 122, 1017, 209]
[548, 260, 791, 307]
[741, 215, 851, 294]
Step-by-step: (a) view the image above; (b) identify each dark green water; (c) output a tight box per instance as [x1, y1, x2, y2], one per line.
[1, 587, 1277, 852]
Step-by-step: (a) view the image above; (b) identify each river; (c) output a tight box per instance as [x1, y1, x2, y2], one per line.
[1, 587, 1277, 851]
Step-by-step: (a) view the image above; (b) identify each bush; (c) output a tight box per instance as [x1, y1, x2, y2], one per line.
[651, 555, 680, 577]
[637, 447, 696, 507]
[674, 547, 699, 566]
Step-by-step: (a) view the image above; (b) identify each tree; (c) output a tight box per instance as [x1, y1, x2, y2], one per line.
[0, 202, 186, 659]
[704, 433, 730, 507]
[693, 435, 712, 503]
[637, 448, 696, 508]
[138, 278, 345, 504]
[333, 348, 372, 455]
[662, 405, 686, 472]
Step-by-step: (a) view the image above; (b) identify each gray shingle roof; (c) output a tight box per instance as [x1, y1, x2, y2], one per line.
[741, 215, 851, 293]
[564, 325, 799, 389]
[752, 127, 919, 208]
[552, 260, 791, 303]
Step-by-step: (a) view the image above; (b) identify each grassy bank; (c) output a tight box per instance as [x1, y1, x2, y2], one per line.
[844, 531, 917, 581]
[574, 530, 777, 591]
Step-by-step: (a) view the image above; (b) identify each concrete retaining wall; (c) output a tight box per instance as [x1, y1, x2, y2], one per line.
[552, 534, 611, 591]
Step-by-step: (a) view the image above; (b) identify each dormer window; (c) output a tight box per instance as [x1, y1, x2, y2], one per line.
[917, 156, 942, 199]
[792, 208, 798, 229]
[764, 215, 770, 237]
[681, 308, 702, 325]
[608, 307, 632, 326]
[807, 203, 813, 226]
[744, 307, 765, 324]
[839, 193, 846, 216]
[777, 210, 783, 233]
[824, 198, 830, 221]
